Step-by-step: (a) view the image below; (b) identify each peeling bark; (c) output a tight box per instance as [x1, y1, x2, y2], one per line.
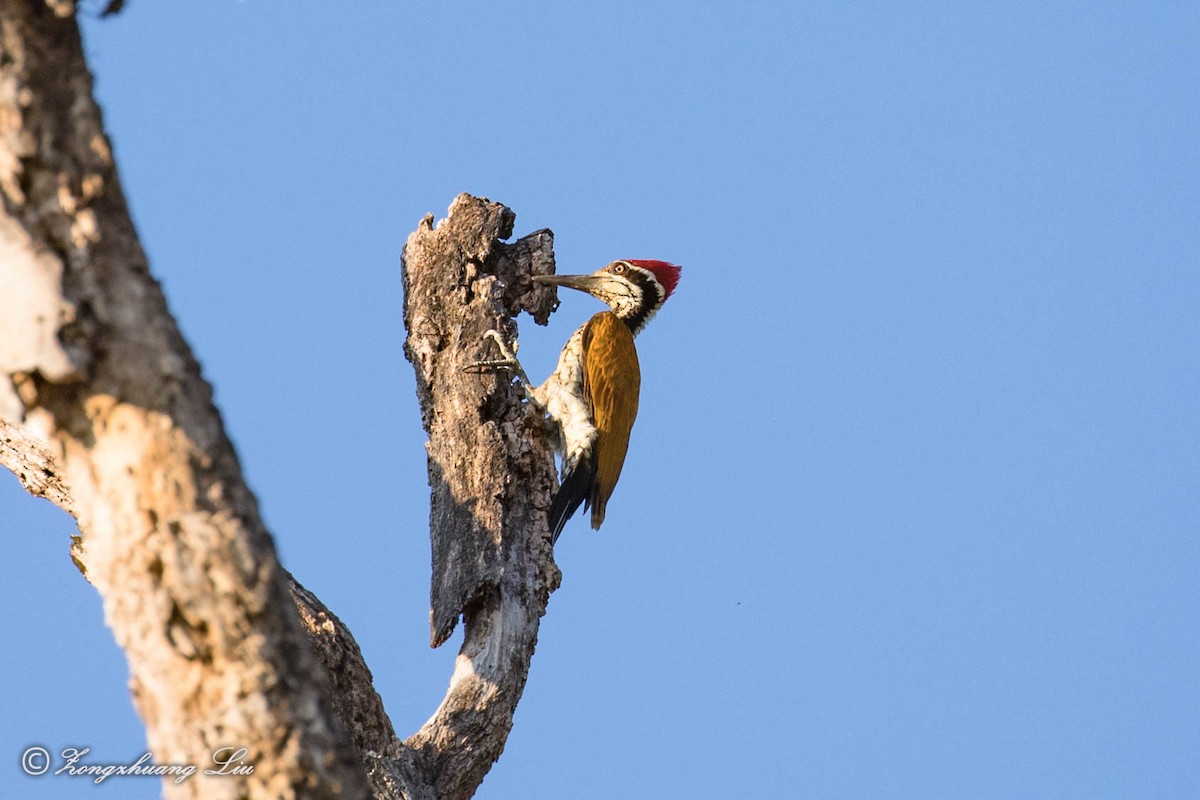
[402, 197, 558, 648]
[402, 195, 561, 798]
[0, 415, 73, 511]
[2, 5, 568, 800]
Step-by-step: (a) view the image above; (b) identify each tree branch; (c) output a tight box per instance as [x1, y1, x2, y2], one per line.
[401, 194, 562, 799]
[0, 415, 73, 513]
[0, 3, 367, 797]
[2, 4, 564, 798]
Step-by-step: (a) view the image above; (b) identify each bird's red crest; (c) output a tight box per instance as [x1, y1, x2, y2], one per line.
[625, 259, 681, 300]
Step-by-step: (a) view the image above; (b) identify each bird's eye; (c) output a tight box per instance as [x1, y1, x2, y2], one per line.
[613, 263, 626, 274]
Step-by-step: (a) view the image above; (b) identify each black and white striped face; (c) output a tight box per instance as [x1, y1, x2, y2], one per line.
[534, 259, 680, 335]
[591, 260, 669, 332]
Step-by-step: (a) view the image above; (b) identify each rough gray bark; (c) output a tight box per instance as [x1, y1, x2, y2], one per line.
[2, 4, 566, 799]
[403, 198, 559, 648]
[401, 195, 562, 798]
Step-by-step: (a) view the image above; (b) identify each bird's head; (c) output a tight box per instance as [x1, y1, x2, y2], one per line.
[533, 259, 681, 334]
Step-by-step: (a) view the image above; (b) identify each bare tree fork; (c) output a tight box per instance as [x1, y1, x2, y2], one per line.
[401, 193, 563, 799]
[285, 578, 435, 800]
[0, 3, 368, 798]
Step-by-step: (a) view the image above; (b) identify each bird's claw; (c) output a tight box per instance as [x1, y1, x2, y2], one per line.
[463, 329, 527, 379]
[483, 329, 517, 357]
[462, 358, 517, 375]
[463, 329, 547, 414]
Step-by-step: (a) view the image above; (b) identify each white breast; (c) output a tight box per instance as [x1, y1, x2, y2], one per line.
[530, 324, 596, 473]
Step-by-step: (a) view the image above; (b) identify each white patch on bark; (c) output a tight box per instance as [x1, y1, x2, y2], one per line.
[0, 215, 79, 383]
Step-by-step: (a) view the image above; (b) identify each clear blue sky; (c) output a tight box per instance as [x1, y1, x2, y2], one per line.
[3, 3, 1197, 798]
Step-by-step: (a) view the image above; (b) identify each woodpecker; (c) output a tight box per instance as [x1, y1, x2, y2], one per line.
[471, 259, 681, 543]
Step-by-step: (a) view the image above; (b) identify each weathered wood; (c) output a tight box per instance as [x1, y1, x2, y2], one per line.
[402, 194, 562, 798]
[0, 4, 368, 798]
[1, 4, 566, 798]
[402, 195, 558, 648]
[0, 416, 73, 512]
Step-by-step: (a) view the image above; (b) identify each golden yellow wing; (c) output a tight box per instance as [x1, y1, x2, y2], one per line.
[582, 311, 641, 529]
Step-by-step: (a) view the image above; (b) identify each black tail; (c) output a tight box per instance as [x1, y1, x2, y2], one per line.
[548, 455, 595, 544]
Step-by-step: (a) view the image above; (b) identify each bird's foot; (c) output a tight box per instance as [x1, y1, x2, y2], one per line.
[464, 330, 547, 414]
[463, 330, 526, 377]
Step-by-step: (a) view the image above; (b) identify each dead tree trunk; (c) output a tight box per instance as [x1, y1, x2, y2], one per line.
[401, 196, 561, 798]
[1, 3, 562, 799]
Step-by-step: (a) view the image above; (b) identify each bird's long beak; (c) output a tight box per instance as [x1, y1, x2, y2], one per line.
[532, 273, 607, 296]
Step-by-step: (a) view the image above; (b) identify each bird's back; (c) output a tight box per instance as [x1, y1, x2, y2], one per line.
[581, 312, 640, 529]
